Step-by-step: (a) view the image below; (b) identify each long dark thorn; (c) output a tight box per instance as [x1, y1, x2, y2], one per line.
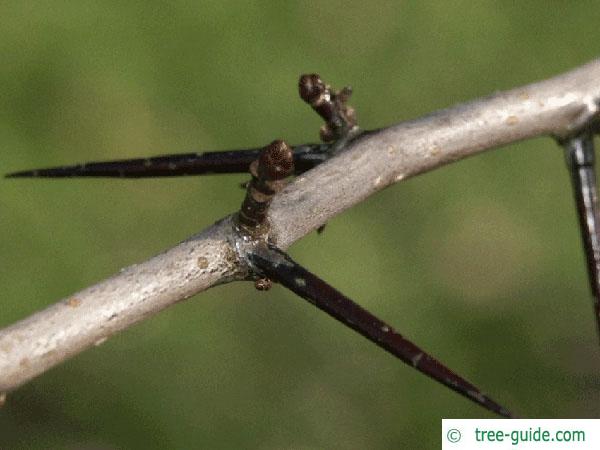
[5, 144, 329, 179]
[563, 132, 600, 341]
[249, 244, 513, 418]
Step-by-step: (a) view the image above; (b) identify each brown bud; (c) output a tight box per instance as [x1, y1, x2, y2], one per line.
[237, 139, 295, 231]
[254, 278, 272, 291]
[257, 140, 294, 180]
[299, 73, 325, 104]
[298, 74, 358, 143]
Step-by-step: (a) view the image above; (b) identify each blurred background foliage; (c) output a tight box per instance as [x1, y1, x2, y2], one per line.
[1, 1, 600, 449]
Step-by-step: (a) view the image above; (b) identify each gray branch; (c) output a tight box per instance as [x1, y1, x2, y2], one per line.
[2, 58, 600, 393]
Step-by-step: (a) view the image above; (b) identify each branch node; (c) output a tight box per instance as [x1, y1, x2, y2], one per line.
[235, 139, 294, 289]
[554, 97, 600, 143]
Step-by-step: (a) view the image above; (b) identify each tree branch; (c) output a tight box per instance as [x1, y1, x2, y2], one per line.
[2, 58, 600, 393]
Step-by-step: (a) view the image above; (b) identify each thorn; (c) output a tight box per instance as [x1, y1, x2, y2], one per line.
[5, 171, 34, 178]
[3, 145, 328, 179]
[561, 132, 600, 342]
[249, 244, 513, 418]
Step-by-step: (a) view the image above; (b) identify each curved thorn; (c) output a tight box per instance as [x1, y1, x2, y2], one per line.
[249, 245, 513, 418]
[563, 132, 600, 341]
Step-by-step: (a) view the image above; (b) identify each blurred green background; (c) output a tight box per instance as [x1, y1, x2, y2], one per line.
[1, 1, 600, 449]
